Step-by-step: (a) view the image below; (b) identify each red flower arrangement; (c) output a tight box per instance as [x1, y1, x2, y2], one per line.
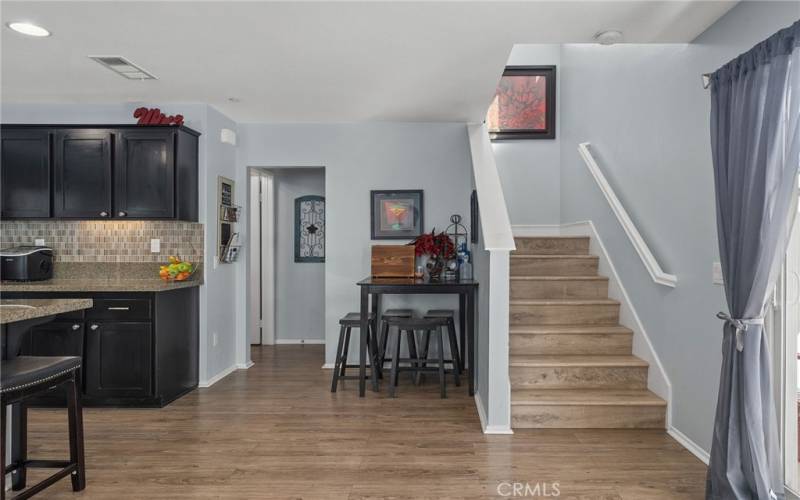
[408, 230, 455, 259]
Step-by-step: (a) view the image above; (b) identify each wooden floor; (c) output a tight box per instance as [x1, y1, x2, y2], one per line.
[21, 345, 707, 499]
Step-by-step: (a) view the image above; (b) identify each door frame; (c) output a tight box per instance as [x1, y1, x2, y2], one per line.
[247, 168, 276, 345]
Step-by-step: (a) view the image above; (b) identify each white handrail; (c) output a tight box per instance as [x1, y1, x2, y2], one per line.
[578, 142, 677, 288]
[468, 123, 515, 251]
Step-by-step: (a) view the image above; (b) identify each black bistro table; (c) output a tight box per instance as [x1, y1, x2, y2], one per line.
[356, 277, 478, 397]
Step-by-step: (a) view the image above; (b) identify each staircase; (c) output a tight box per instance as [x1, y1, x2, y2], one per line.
[509, 236, 666, 429]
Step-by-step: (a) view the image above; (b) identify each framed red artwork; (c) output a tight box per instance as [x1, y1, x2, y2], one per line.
[486, 66, 556, 140]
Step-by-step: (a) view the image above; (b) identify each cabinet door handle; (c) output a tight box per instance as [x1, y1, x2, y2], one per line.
[107, 306, 130, 311]
[118, 211, 127, 217]
[72, 324, 81, 330]
[100, 211, 109, 217]
[90, 324, 99, 330]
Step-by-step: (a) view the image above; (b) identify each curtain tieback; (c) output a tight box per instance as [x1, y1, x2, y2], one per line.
[716, 312, 764, 351]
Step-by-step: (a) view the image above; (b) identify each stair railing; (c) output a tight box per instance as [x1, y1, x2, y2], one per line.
[578, 142, 677, 288]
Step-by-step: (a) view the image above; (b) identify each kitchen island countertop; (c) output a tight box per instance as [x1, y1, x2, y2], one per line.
[0, 298, 94, 324]
[1, 277, 203, 293]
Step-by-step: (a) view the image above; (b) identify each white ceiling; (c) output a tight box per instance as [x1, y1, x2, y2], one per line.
[1, 1, 737, 123]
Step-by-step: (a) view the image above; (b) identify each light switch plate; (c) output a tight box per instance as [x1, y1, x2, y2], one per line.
[712, 262, 724, 285]
[34, 238, 45, 246]
[150, 238, 160, 253]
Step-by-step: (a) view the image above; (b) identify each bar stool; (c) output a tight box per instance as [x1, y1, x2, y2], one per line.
[377, 309, 415, 376]
[423, 309, 463, 374]
[1, 356, 86, 500]
[330, 312, 377, 392]
[384, 316, 457, 398]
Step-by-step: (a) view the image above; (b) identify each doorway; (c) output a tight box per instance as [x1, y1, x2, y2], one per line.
[247, 167, 326, 348]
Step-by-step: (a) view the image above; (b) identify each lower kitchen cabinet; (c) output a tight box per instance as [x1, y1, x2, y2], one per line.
[85, 321, 152, 400]
[5, 286, 198, 407]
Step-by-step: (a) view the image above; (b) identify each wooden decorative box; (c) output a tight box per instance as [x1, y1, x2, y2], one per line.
[371, 245, 415, 278]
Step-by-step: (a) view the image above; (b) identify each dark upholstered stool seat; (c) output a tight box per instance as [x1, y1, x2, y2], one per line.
[383, 308, 413, 318]
[339, 312, 375, 326]
[1, 355, 86, 499]
[424, 309, 455, 318]
[1, 357, 82, 394]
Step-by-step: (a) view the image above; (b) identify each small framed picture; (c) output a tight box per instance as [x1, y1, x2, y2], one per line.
[486, 65, 556, 140]
[370, 190, 424, 240]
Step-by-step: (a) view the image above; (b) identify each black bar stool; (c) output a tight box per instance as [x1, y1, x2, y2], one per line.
[377, 309, 415, 377]
[330, 312, 377, 392]
[423, 309, 463, 375]
[384, 316, 457, 398]
[1, 356, 86, 500]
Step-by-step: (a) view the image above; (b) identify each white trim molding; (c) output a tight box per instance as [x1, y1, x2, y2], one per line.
[578, 142, 677, 288]
[199, 364, 238, 388]
[667, 426, 710, 464]
[236, 361, 255, 370]
[275, 339, 326, 345]
[475, 392, 514, 435]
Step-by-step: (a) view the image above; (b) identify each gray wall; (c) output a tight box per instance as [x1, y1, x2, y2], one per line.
[493, 44, 561, 225]
[559, 1, 799, 451]
[0, 102, 242, 383]
[237, 123, 472, 364]
[270, 168, 326, 342]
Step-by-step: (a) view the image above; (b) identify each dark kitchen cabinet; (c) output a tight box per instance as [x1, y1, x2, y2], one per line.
[115, 129, 175, 219]
[2, 287, 199, 408]
[54, 129, 113, 218]
[1, 129, 51, 218]
[0, 124, 199, 221]
[85, 321, 152, 399]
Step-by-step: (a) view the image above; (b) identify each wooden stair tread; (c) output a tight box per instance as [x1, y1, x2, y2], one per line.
[510, 299, 619, 306]
[510, 275, 607, 281]
[511, 254, 598, 259]
[511, 389, 666, 406]
[509, 325, 632, 335]
[509, 355, 648, 367]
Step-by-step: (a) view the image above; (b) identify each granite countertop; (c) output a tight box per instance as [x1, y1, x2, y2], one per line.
[0, 298, 93, 324]
[1, 277, 203, 293]
[0, 262, 204, 293]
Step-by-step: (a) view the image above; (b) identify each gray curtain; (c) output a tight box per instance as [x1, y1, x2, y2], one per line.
[707, 20, 800, 500]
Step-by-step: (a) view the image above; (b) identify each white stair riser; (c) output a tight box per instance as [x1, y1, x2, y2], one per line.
[510, 365, 648, 390]
[511, 404, 665, 429]
[513, 237, 590, 255]
[510, 278, 608, 299]
[511, 257, 599, 276]
[510, 303, 619, 326]
[510, 332, 632, 355]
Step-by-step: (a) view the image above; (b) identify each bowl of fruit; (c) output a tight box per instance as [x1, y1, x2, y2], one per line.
[159, 256, 196, 281]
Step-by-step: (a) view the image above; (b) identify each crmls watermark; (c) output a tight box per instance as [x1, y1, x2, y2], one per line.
[496, 481, 560, 497]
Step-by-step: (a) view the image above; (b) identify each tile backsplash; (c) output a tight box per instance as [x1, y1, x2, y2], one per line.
[0, 221, 204, 263]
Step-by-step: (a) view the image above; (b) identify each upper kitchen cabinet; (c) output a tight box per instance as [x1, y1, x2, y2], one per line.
[0, 125, 200, 221]
[1, 129, 51, 218]
[115, 128, 175, 219]
[54, 129, 113, 218]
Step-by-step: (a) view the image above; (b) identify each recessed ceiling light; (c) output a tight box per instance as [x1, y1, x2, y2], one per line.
[594, 30, 624, 46]
[7, 22, 51, 37]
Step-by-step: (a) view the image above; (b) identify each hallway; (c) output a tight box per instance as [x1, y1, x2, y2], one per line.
[24, 345, 707, 499]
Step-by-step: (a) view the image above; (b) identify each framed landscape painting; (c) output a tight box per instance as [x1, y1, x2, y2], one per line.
[486, 65, 556, 140]
[370, 190, 424, 240]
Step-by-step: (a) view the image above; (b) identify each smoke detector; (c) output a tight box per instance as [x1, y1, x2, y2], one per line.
[88, 56, 157, 80]
[593, 30, 624, 45]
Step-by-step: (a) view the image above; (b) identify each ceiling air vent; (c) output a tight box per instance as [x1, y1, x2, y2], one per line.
[88, 55, 157, 80]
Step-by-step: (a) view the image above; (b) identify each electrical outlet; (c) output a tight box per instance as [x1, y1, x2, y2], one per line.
[212, 332, 218, 347]
[712, 262, 724, 285]
[150, 238, 160, 253]
[34, 238, 45, 246]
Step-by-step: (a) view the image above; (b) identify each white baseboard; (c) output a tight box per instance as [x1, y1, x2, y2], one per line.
[275, 339, 325, 345]
[321, 363, 334, 369]
[667, 426, 709, 465]
[199, 364, 237, 388]
[510, 224, 563, 237]
[474, 392, 514, 434]
[236, 361, 254, 369]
